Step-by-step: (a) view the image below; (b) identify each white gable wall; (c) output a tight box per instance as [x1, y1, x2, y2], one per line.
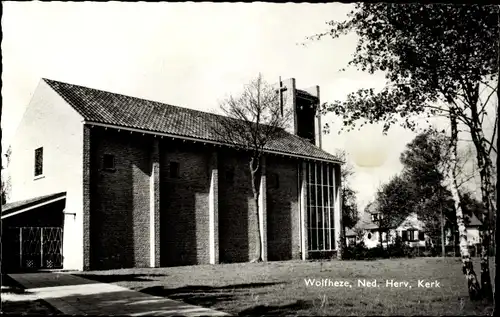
[8, 79, 85, 270]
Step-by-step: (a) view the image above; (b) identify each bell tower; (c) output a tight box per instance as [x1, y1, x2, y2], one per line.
[276, 78, 322, 149]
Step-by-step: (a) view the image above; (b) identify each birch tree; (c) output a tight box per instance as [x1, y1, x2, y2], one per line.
[307, 3, 497, 301]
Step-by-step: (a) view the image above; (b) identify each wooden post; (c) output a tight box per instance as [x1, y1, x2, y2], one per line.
[60, 228, 63, 264]
[40, 228, 44, 268]
[19, 228, 23, 268]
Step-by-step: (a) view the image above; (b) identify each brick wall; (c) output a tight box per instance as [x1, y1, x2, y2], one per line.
[159, 141, 212, 266]
[266, 156, 301, 261]
[218, 149, 257, 263]
[89, 129, 151, 269]
[87, 127, 304, 268]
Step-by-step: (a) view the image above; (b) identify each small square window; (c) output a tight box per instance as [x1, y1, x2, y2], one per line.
[225, 168, 234, 184]
[372, 214, 379, 222]
[34, 147, 43, 177]
[103, 154, 115, 170]
[170, 161, 180, 178]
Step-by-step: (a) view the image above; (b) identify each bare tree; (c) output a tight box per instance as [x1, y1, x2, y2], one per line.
[1, 146, 12, 205]
[212, 74, 293, 262]
[332, 149, 359, 232]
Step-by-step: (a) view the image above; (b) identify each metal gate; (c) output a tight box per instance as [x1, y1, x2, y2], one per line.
[5, 227, 63, 270]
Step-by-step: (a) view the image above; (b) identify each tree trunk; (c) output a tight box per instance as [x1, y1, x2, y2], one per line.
[467, 81, 495, 301]
[468, 118, 495, 301]
[453, 233, 456, 257]
[496, 9, 499, 308]
[249, 157, 263, 263]
[441, 209, 445, 257]
[378, 227, 383, 250]
[474, 135, 494, 301]
[449, 109, 482, 301]
[337, 207, 345, 260]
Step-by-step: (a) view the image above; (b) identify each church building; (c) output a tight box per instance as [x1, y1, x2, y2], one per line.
[1, 78, 342, 271]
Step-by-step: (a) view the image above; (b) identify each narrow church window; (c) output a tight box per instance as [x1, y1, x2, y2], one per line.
[270, 173, 279, 189]
[225, 168, 234, 185]
[170, 161, 180, 178]
[103, 154, 115, 170]
[34, 147, 43, 177]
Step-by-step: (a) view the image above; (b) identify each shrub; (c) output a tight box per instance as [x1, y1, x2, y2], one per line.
[343, 236, 419, 260]
[343, 241, 369, 260]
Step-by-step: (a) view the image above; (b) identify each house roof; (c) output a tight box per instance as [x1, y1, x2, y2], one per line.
[355, 207, 483, 231]
[43, 79, 341, 164]
[1, 192, 66, 219]
[345, 228, 357, 237]
[465, 212, 482, 227]
[355, 201, 396, 230]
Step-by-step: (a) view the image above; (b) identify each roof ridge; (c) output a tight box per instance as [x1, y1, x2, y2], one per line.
[41, 78, 341, 163]
[42, 78, 289, 132]
[43, 78, 206, 113]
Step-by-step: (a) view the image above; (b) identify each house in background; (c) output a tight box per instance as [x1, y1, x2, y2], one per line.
[347, 201, 431, 249]
[1, 77, 343, 271]
[445, 212, 482, 247]
[346, 200, 483, 250]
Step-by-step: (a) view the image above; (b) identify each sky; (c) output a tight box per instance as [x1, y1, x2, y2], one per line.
[1, 2, 489, 211]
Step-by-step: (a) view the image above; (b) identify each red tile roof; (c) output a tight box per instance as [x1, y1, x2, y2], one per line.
[43, 79, 341, 163]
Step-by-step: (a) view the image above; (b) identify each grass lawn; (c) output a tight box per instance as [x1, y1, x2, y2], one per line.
[0, 274, 61, 315]
[77, 257, 495, 316]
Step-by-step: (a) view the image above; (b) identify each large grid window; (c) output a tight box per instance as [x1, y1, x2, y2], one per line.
[306, 162, 335, 251]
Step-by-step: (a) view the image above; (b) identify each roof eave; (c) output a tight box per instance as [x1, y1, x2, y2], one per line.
[84, 120, 343, 164]
[2, 193, 66, 219]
